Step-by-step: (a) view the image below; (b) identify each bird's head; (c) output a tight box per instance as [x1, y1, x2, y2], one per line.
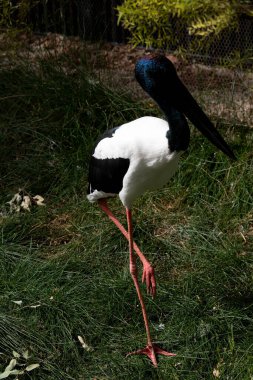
[135, 55, 177, 99]
[135, 55, 236, 160]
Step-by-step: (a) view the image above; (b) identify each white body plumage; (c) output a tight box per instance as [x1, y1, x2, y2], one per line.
[87, 116, 182, 208]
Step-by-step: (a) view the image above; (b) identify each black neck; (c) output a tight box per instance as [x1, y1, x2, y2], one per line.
[156, 98, 190, 152]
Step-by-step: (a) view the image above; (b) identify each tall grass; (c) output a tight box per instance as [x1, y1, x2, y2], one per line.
[0, 58, 252, 379]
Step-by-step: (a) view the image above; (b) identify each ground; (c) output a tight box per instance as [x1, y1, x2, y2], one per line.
[0, 31, 253, 380]
[1, 31, 252, 124]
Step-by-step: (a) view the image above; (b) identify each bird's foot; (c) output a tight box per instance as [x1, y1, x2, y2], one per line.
[127, 343, 176, 367]
[142, 262, 156, 297]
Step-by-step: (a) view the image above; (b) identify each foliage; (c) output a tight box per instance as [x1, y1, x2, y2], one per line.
[0, 0, 38, 32]
[0, 59, 253, 379]
[117, 0, 253, 52]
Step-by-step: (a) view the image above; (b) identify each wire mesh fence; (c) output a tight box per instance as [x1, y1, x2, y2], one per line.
[8, 1, 253, 125]
[27, 1, 253, 59]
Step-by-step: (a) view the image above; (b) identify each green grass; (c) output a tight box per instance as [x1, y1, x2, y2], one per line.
[0, 58, 253, 379]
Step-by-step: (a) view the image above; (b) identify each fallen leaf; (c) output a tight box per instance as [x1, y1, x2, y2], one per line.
[25, 363, 40, 372]
[0, 370, 11, 379]
[11, 300, 23, 306]
[12, 351, 20, 358]
[77, 336, 93, 352]
[22, 350, 29, 360]
[5, 359, 16, 372]
[20, 196, 31, 211]
[9, 369, 24, 375]
[213, 368, 220, 378]
[29, 303, 41, 308]
[33, 195, 45, 206]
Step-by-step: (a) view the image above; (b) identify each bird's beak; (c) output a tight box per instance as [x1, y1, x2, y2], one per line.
[174, 77, 236, 160]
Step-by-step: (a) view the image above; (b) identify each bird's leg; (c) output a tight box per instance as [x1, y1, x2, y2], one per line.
[126, 208, 176, 367]
[98, 199, 156, 297]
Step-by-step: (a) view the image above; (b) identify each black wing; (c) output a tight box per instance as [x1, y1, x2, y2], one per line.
[87, 156, 130, 194]
[87, 126, 130, 195]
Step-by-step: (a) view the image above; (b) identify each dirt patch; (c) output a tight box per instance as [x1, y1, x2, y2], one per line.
[1, 32, 252, 125]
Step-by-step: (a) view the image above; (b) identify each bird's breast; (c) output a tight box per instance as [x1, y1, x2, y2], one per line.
[119, 150, 182, 208]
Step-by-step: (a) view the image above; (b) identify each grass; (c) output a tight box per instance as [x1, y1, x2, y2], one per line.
[0, 57, 253, 380]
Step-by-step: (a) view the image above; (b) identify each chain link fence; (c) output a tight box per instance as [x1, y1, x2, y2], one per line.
[25, 1, 253, 126]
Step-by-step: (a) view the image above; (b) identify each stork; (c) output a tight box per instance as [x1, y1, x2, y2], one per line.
[87, 55, 235, 366]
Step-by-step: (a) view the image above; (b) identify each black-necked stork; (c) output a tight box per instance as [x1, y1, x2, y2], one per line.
[87, 55, 235, 367]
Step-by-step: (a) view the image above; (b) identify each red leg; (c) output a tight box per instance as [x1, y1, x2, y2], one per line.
[98, 199, 175, 366]
[98, 199, 156, 297]
[126, 208, 176, 367]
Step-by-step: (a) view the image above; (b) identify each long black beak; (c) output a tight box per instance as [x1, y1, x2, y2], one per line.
[135, 55, 236, 160]
[174, 77, 236, 160]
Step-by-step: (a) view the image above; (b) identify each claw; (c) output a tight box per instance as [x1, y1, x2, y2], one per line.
[127, 343, 176, 367]
[142, 262, 156, 297]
